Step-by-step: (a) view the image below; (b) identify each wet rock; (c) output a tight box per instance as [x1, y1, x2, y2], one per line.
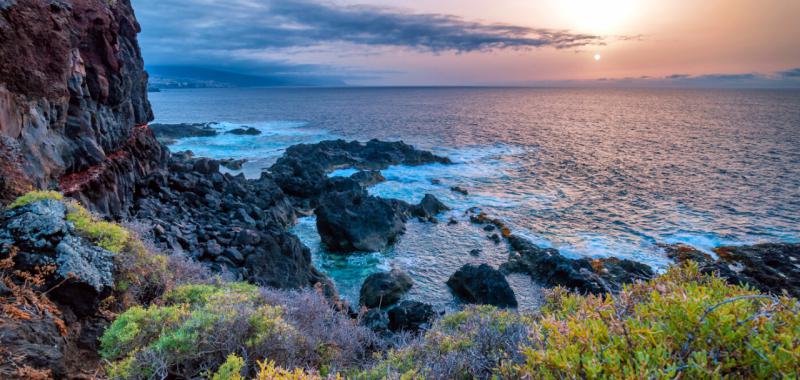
[388, 301, 436, 332]
[489, 234, 501, 244]
[665, 243, 800, 298]
[150, 123, 218, 140]
[270, 139, 450, 203]
[220, 158, 247, 170]
[226, 127, 261, 136]
[361, 308, 390, 333]
[501, 235, 653, 294]
[469, 249, 482, 256]
[350, 170, 386, 187]
[448, 218, 458, 225]
[450, 186, 469, 195]
[315, 179, 408, 252]
[447, 264, 518, 308]
[360, 269, 414, 308]
[411, 193, 450, 221]
[193, 158, 220, 175]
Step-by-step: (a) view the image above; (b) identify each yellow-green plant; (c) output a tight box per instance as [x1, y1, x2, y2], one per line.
[212, 354, 246, 380]
[508, 262, 800, 379]
[7, 190, 63, 209]
[65, 201, 130, 253]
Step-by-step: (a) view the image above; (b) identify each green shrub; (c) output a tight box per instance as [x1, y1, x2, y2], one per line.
[509, 262, 800, 379]
[362, 263, 800, 380]
[7, 190, 63, 209]
[101, 285, 380, 380]
[212, 354, 245, 380]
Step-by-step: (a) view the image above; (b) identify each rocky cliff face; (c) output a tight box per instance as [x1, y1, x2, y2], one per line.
[0, 0, 166, 216]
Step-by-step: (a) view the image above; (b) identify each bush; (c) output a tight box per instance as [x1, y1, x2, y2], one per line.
[65, 201, 130, 253]
[7, 190, 63, 209]
[509, 262, 800, 379]
[362, 263, 800, 379]
[361, 305, 531, 380]
[100, 283, 379, 379]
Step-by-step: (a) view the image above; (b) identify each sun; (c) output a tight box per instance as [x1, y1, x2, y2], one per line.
[558, 0, 638, 35]
[594, 53, 602, 61]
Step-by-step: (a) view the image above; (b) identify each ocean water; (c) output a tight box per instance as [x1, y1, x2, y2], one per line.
[150, 87, 800, 309]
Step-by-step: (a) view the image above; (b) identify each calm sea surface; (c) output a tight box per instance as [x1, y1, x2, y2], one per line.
[150, 87, 800, 309]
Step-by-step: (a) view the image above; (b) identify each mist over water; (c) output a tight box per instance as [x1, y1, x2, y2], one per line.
[150, 87, 800, 308]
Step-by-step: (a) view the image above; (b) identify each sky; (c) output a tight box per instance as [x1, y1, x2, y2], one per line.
[132, 0, 800, 86]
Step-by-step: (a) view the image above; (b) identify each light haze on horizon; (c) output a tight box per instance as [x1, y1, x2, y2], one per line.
[133, 0, 800, 86]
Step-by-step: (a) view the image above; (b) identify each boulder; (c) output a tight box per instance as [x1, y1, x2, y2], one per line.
[360, 269, 413, 308]
[226, 127, 261, 136]
[360, 308, 390, 333]
[0, 200, 115, 316]
[315, 180, 408, 252]
[447, 264, 517, 308]
[411, 194, 450, 221]
[149, 123, 219, 139]
[350, 170, 386, 187]
[387, 301, 436, 332]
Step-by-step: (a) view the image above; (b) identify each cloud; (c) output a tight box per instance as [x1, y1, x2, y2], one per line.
[133, 0, 604, 66]
[517, 68, 800, 88]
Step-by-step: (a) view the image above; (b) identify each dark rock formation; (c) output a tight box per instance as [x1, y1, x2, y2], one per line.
[315, 178, 409, 252]
[220, 158, 247, 170]
[350, 170, 386, 187]
[360, 308, 390, 333]
[387, 300, 436, 332]
[226, 127, 260, 136]
[665, 243, 800, 298]
[270, 139, 450, 207]
[451, 186, 469, 195]
[411, 194, 450, 222]
[447, 264, 517, 308]
[133, 154, 334, 294]
[0, 0, 165, 216]
[360, 269, 414, 308]
[0, 200, 114, 316]
[501, 235, 654, 294]
[150, 122, 218, 140]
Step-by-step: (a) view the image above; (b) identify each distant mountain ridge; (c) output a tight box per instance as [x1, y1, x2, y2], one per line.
[146, 65, 346, 89]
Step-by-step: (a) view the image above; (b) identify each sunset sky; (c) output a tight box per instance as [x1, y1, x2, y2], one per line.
[133, 0, 800, 86]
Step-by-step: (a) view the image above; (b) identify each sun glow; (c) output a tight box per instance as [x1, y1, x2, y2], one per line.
[594, 53, 601, 61]
[558, 0, 638, 34]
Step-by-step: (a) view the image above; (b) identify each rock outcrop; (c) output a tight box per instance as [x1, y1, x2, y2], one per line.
[387, 300, 436, 332]
[360, 269, 414, 308]
[270, 139, 450, 208]
[664, 243, 800, 298]
[447, 264, 517, 308]
[0, 0, 165, 216]
[501, 235, 654, 294]
[133, 154, 333, 295]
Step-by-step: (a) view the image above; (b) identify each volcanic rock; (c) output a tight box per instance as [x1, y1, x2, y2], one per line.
[387, 300, 436, 332]
[501, 235, 653, 294]
[447, 264, 518, 308]
[360, 269, 414, 308]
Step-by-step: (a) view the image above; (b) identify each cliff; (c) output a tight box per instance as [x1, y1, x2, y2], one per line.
[0, 0, 166, 217]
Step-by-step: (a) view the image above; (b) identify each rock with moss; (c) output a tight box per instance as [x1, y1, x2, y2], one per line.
[0, 198, 115, 315]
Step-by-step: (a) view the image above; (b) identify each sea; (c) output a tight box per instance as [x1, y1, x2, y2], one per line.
[149, 87, 800, 310]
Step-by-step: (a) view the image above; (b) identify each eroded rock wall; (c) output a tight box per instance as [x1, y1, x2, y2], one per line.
[0, 0, 164, 215]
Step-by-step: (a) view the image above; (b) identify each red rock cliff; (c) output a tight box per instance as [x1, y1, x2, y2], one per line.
[0, 0, 167, 217]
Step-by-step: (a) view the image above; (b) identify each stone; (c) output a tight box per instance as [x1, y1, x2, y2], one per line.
[350, 170, 386, 187]
[411, 193, 450, 221]
[447, 264, 518, 308]
[359, 269, 414, 308]
[387, 301, 436, 332]
[225, 127, 261, 135]
[360, 308, 390, 332]
[315, 180, 408, 252]
[450, 186, 469, 195]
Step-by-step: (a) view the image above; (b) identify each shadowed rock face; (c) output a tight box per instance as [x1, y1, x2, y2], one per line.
[0, 0, 164, 215]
